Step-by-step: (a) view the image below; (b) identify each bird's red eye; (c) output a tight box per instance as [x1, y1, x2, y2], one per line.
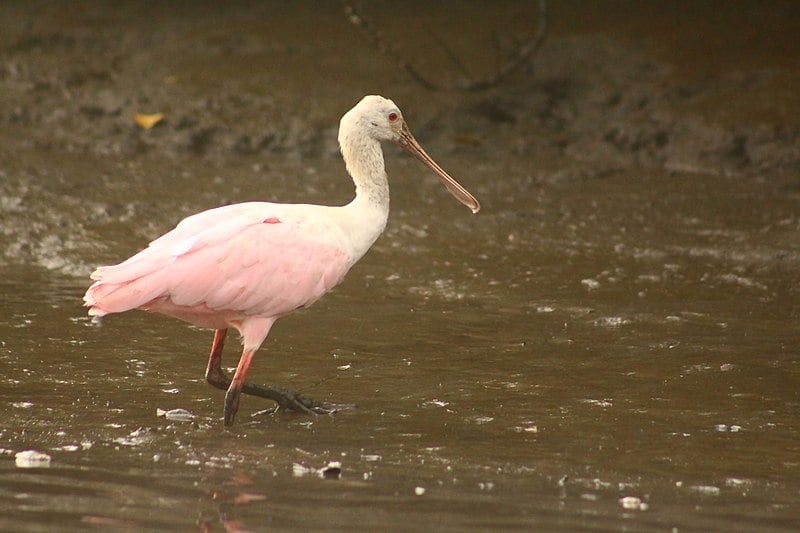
[388, 112, 398, 122]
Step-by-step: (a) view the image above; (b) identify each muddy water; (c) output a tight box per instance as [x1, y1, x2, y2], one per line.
[2, 2, 800, 532]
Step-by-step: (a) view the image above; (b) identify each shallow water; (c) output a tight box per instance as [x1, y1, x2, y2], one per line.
[2, 1, 800, 532]
[3, 157, 799, 531]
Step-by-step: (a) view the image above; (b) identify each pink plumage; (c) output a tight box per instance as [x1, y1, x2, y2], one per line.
[85, 202, 352, 347]
[83, 95, 480, 426]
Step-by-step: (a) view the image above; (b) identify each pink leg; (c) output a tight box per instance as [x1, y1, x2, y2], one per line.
[203, 330, 353, 426]
[223, 347, 256, 426]
[205, 328, 229, 390]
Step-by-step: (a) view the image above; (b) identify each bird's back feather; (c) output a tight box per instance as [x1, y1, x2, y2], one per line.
[84, 202, 354, 326]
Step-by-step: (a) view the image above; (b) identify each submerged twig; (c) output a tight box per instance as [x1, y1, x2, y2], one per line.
[342, 0, 548, 91]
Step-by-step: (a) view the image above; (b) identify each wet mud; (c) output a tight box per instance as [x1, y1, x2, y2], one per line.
[1, 1, 799, 531]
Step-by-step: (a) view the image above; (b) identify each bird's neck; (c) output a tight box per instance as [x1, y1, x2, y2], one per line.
[336, 133, 390, 263]
[341, 132, 390, 213]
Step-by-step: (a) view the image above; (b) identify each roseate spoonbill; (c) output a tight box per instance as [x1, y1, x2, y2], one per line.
[84, 95, 480, 426]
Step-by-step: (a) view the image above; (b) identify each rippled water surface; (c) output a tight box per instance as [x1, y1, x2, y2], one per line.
[3, 159, 798, 531]
[2, 2, 799, 531]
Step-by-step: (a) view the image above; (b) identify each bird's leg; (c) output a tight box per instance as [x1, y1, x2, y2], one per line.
[224, 347, 256, 426]
[205, 329, 353, 422]
[206, 329, 308, 406]
[205, 328, 230, 391]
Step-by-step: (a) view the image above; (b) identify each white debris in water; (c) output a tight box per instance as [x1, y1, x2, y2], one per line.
[689, 485, 720, 496]
[292, 463, 314, 477]
[619, 496, 648, 510]
[652, 340, 680, 349]
[581, 278, 600, 290]
[336, 364, 352, 370]
[12, 401, 34, 408]
[593, 316, 629, 327]
[588, 478, 611, 489]
[156, 408, 195, 421]
[15, 450, 51, 469]
[466, 415, 494, 425]
[535, 305, 555, 313]
[113, 427, 152, 447]
[414, 486, 426, 496]
[422, 399, 449, 408]
[292, 461, 342, 479]
[725, 477, 751, 487]
[361, 454, 382, 462]
[581, 398, 613, 408]
[714, 424, 743, 433]
[478, 482, 495, 491]
[716, 273, 767, 291]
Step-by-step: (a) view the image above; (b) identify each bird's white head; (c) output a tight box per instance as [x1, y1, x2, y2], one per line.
[340, 95, 404, 143]
[339, 95, 481, 214]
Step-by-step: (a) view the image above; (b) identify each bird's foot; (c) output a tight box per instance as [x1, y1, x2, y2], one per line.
[270, 387, 355, 415]
[240, 382, 354, 415]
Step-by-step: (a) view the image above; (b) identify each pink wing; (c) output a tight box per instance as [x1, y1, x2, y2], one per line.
[84, 202, 353, 325]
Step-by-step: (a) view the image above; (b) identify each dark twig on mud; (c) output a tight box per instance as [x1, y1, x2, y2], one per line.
[342, 0, 548, 91]
[342, 2, 438, 90]
[427, 27, 474, 81]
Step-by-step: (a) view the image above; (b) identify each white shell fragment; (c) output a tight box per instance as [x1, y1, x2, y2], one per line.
[156, 408, 196, 422]
[619, 496, 648, 510]
[15, 449, 52, 469]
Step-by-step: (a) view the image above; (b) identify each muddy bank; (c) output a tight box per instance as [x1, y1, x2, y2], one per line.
[1, 2, 799, 277]
[1, 2, 798, 173]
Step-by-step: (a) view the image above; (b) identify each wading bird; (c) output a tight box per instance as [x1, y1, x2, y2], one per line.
[84, 95, 480, 426]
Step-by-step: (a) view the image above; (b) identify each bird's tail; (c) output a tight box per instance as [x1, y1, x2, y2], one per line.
[83, 249, 172, 317]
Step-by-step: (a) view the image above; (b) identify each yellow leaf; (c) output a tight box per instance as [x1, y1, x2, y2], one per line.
[133, 112, 164, 129]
